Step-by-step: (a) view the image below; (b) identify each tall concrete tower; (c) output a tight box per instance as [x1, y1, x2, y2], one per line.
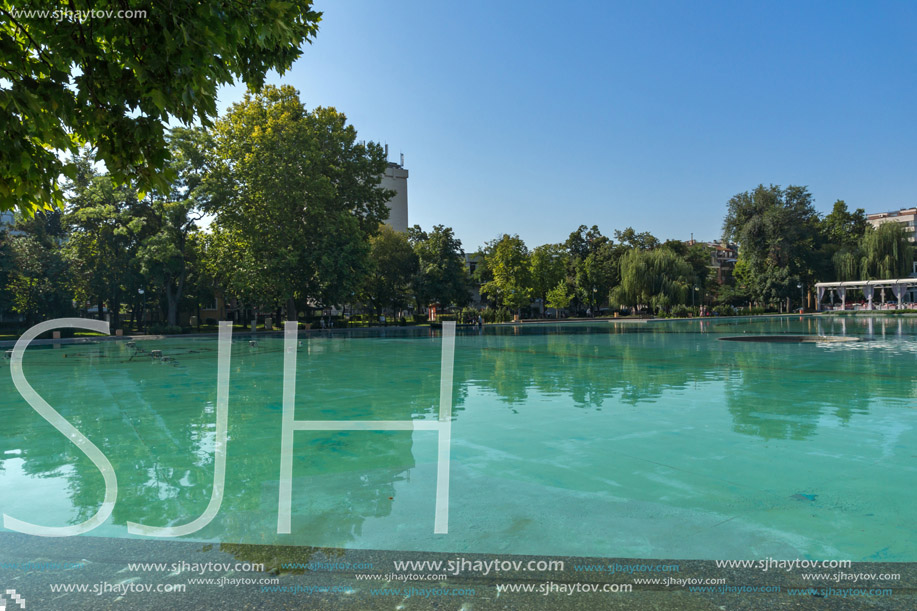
[380, 151, 408, 232]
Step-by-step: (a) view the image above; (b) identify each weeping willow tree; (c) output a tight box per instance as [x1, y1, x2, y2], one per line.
[859, 223, 914, 280]
[832, 248, 860, 281]
[611, 248, 694, 314]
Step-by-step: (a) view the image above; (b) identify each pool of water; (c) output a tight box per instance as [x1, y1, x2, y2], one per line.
[1, 316, 915, 561]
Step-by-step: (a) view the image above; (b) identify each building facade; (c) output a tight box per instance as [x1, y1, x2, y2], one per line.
[0, 211, 14, 230]
[685, 239, 738, 284]
[380, 156, 408, 232]
[866, 207, 917, 242]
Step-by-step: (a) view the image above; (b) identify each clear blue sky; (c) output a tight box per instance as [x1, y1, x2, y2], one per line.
[216, 0, 917, 252]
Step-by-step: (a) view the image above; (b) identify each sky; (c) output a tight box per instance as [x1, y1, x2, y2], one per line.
[215, 0, 917, 252]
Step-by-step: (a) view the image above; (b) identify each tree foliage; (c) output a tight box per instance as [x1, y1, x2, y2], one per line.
[529, 243, 567, 308]
[480, 234, 532, 311]
[612, 248, 694, 313]
[564, 225, 619, 311]
[408, 224, 469, 308]
[63, 151, 149, 328]
[574, 244, 617, 311]
[137, 128, 209, 325]
[722, 184, 821, 304]
[0, 0, 322, 215]
[545, 280, 572, 314]
[363, 224, 418, 316]
[4, 211, 72, 323]
[205, 85, 391, 313]
[821, 200, 868, 250]
[614, 227, 660, 251]
[859, 222, 914, 280]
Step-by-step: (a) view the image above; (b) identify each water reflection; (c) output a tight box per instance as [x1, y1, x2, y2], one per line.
[0, 338, 450, 544]
[0, 316, 914, 540]
[467, 317, 917, 442]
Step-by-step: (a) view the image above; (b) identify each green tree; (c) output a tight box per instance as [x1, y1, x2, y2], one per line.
[63, 153, 150, 328]
[722, 184, 821, 306]
[0, 227, 12, 314]
[832, 249, 861, 281]
[614, 227, 660, 251]
[180, 232, 215, 330]
[565, 225, 609, 260]
[820, 200, 868, 282]
[821, 200, 868, 249]
[545, 280, 572, 318]
[574, 241, 617, 312]
[611, 248, 693, 314]
[363, 225, 419, 318]
[529, 243, 567, 316]
[859, 222, 914, 280]
[662, 239, 714, 295]
[1, 0, 321, 215]
[205, 85, 392, 318]
[137, 128, 209, 326]
[4, 213, 72, 324]
[408, 224, 469, 309]
[564, 225, 618, 312]
[470, 241, 496, 307]
[480, 234, 532, 313]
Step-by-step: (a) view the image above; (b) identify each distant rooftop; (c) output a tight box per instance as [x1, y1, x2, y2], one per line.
[867, 207, 917, 220]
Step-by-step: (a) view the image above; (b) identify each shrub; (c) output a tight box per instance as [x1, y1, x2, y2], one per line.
[670, 304, 691, 318]
[460, 307, 478, 324]
[482, 306, 513, 323]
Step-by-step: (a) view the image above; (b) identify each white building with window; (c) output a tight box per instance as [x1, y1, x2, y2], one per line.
[380, 152, 408, 232]
[866, 207, 917, 242]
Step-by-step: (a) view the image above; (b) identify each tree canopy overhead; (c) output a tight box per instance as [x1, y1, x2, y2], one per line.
[0, 0, 321, 215]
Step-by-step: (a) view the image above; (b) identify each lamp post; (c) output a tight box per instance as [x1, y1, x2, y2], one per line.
[138, 288, 145, 333]
[592, 286, 597, 316]
[797, 282, 803, 313]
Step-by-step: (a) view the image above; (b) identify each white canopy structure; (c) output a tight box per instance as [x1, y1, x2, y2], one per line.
[814, 278, 917, 311]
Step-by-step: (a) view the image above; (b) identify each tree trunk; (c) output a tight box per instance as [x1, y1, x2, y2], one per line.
[166, 283, 177, 327]
[112, 290, 122, 329]
[287, 296, 298, 321]
[166, 271, 186, 327]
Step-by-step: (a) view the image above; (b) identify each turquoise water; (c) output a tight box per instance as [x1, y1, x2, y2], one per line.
[1, 316, 915, 561]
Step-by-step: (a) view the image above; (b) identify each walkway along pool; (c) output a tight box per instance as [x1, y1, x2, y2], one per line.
[0, 315, 915, 561]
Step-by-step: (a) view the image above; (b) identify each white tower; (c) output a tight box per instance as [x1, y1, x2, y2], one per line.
[380, 152, 408, 232]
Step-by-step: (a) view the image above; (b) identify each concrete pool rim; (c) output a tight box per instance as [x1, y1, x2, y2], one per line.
[718, 334, 861, 343]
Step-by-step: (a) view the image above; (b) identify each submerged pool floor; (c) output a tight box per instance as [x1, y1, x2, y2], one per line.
[1, 316, 915, 561]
